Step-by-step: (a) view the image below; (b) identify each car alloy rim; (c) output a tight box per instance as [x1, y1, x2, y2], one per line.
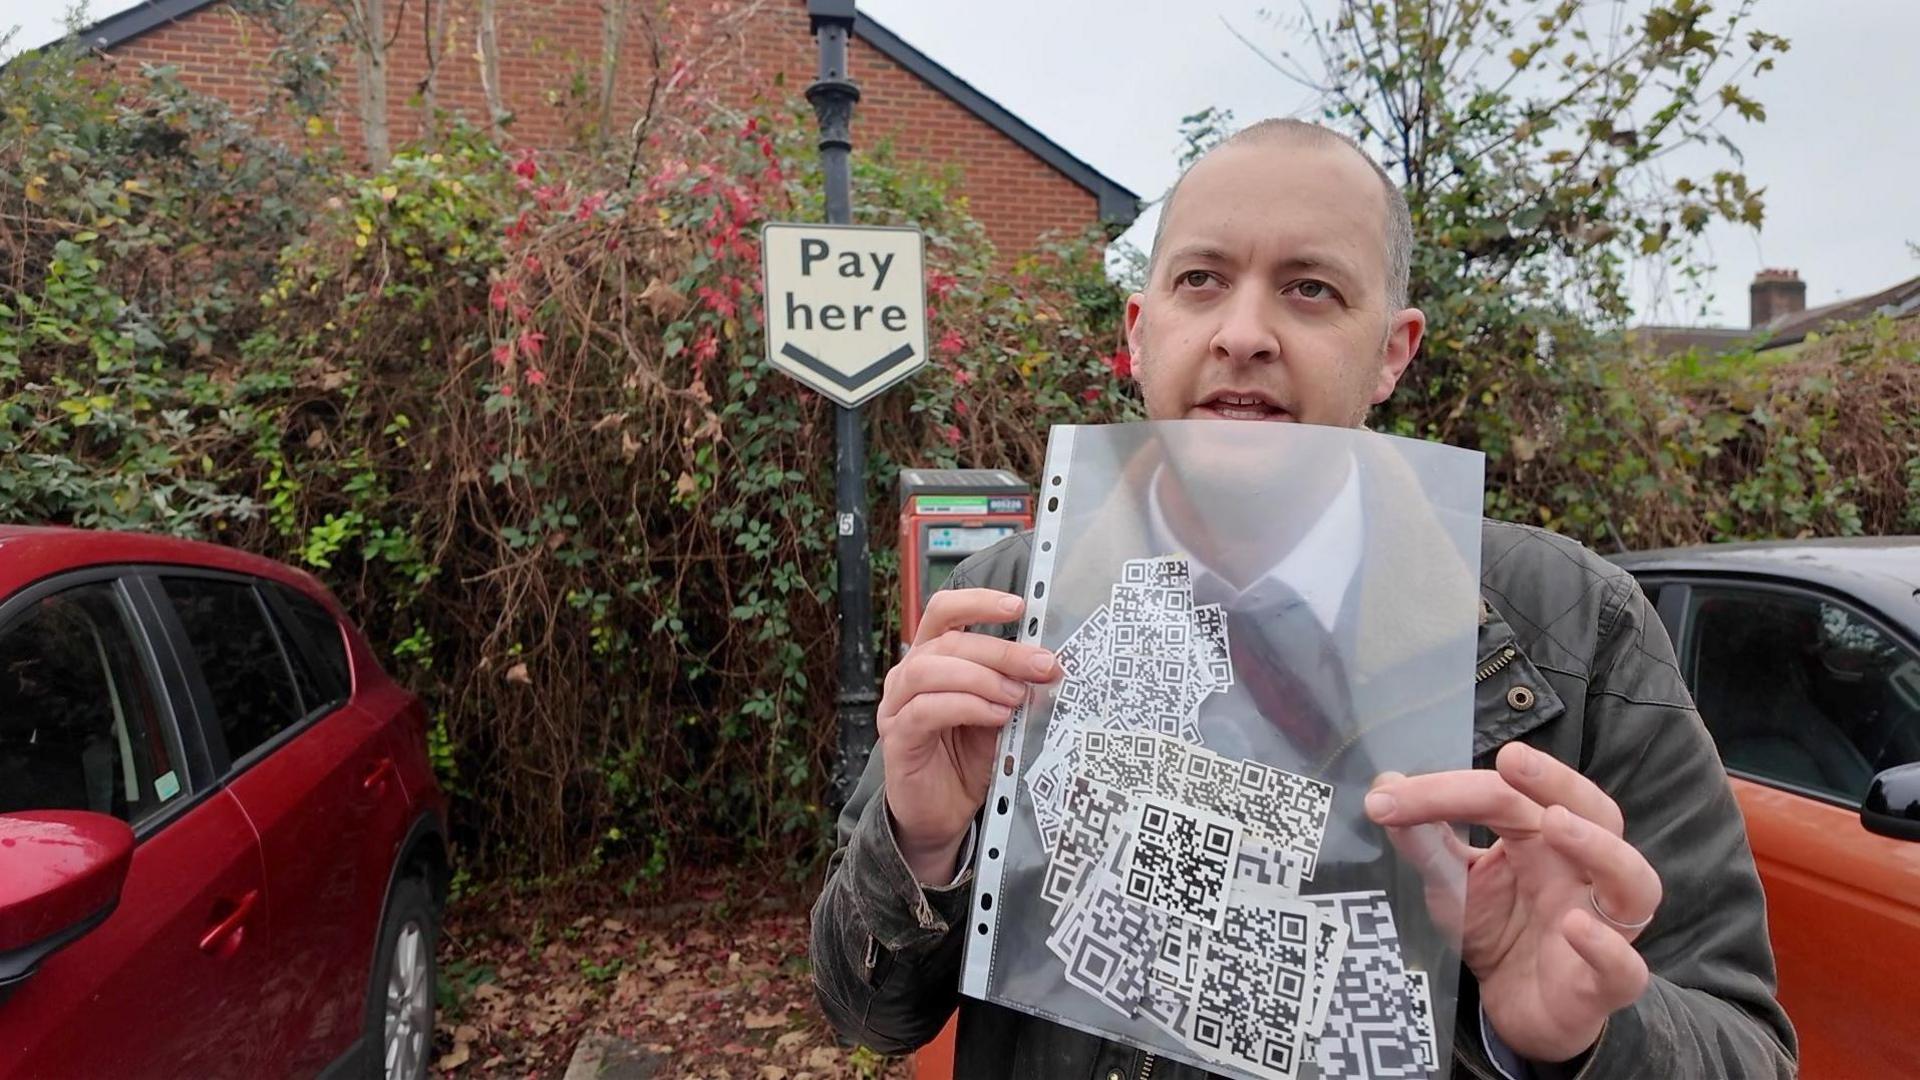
[384, 920, 431, 1080]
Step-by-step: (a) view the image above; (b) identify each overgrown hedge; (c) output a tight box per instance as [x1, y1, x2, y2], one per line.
[4, 47, 1915, 876]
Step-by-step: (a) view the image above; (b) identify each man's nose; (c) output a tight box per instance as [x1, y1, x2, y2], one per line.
[1209, 288, 1279, 365]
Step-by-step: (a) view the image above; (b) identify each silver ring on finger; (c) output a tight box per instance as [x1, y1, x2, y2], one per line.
[1588, 884, 1654, 933]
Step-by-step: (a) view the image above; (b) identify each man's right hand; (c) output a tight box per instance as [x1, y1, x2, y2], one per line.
[879, 588, 1062, 885]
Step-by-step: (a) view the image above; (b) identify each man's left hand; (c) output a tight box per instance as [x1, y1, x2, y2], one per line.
[1364, 741, 1663, 1064]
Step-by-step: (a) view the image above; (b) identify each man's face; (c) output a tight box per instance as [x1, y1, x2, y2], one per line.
[1125, 140, 1424, 427]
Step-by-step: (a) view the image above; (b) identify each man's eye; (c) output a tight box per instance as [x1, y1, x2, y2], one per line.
[1294, 280, 1333, 300]
[1178, 270, 1216, 289]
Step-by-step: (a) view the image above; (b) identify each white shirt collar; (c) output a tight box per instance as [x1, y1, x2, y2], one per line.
[1145, 455, 1365, 632]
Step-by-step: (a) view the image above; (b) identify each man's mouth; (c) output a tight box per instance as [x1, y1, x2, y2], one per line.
[1193, 391, 1293, 421]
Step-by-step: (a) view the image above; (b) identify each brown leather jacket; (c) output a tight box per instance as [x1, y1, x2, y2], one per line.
[810, 520, 1797, 1079]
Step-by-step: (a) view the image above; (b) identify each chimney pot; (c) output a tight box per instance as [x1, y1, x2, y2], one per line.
[1750, 268, 1807, 329]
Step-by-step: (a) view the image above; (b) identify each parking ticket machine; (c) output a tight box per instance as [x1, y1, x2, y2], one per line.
[897, 469, 1030, 1077]
[898, 469, 1034, 644]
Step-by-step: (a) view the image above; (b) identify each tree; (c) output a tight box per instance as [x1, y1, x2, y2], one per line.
[478, 0, 509, 140]
[340, 0, 392, 168]
[1222, 0, 1788, 438]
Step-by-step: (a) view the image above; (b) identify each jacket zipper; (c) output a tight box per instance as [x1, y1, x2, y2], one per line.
[1136, 1052, 1156, 1080]
[1475, 644, 1518, 683]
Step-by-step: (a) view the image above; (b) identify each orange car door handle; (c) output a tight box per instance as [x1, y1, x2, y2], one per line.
[199, 889, 260, 954]
[361, 757, 396, 792]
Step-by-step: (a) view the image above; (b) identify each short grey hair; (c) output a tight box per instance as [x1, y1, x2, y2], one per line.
[1147, 119, 1414, 313]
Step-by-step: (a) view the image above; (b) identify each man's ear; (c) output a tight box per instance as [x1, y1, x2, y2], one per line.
[1371, 306, 1426, 404]
[1124, 292, 1147, 374]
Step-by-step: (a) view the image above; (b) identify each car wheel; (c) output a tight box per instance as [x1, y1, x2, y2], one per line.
[365, 876, 437, 1080]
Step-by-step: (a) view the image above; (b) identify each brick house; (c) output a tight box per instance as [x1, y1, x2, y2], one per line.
[76, 0, 1141, 257]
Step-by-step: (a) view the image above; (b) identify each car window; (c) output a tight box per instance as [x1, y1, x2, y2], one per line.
[161, 577, 306, 764]
[277, 586, 351, 701]
[0, 582, 185, 822]
[1686, 585, 1920, 804]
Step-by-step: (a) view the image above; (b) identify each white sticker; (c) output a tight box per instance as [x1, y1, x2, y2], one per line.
[154, 770, 181, 801]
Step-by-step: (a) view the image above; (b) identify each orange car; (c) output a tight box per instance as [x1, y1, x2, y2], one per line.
[909, 539, 1920, 1079]
[1615, 539, 1920, 1078]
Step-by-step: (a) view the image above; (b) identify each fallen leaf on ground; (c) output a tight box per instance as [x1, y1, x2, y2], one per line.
[743, 1007, 787, 1030]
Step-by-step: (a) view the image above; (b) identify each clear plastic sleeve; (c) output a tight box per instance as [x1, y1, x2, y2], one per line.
[961, 421, 1485, 1080]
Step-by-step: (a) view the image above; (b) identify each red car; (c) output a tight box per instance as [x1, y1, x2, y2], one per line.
[0, 526, 448, 1079]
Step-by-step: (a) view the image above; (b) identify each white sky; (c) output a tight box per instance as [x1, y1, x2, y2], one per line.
[10, 0, 1918, 328]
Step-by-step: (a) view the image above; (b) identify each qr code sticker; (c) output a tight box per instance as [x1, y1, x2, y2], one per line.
[1121, 555, 1192, 590]
[1232, 837, 1307, 894]
[1184, 938, 1313, 1080]
[1045, 867, 1167, 1017]
[1150, 737, 1210, 804]
[1055, 604, 1112, 682]
[1111, 579, 1194, 626]
[1305, 904, 1352, 1036]
[1112, 618, 1192, 659]
[1108, 655, 1209, 737]
[1079, 729, 1160, 796]
[1191, 602, 1233, 691]
[1149, 911, 1206, 998]
[1232, 758, 1336, 880]
[1025, 743, 1074, 853]
[1119, 794, 1241, 930]
[1405, 969, 1439, 1072]
[1166, 745, 1241, 819]
[1041, 775, 1132, 913]
[1215, 877, 1316, 961]
[1311, 891, 1428, 1080]
[1052, 675, 1108, 731]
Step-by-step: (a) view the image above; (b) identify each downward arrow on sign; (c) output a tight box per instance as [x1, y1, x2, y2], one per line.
[780, 342, 917, 391]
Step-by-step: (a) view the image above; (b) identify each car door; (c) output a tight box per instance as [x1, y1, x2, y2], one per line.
[1661, 578, 1920, 1079]
[144, 572, 413, 1075]
[0, 573, 274, 1079]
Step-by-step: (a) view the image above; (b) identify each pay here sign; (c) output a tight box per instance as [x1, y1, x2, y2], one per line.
[761, 223, 927, 408]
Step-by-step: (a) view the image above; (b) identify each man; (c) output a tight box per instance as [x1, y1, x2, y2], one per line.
[810, 120, 1796, 1079]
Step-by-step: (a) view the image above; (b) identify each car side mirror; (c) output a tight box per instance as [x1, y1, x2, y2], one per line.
[1860, 762, 1920, 842]
[0, 810, 134, 1001]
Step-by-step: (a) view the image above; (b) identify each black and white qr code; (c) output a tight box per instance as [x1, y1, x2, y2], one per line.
[1049, 868, 1167, 1018]
[1122, 555, 1192, 590]
[1185, 938, 1312, 1080]
[1215, 878, 1315, 961]
[1108, 653, 1207, 736]
[1312, 891, 1428, 1080]
[1041, 775, 1132, 910]
[1079, 729, 1159, 796]
[1190, 602, 1232, 686]
[1119, 794, 1240, 930]
[1055, 604, 1112, 681]
[1233, 758, 1335, 879]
